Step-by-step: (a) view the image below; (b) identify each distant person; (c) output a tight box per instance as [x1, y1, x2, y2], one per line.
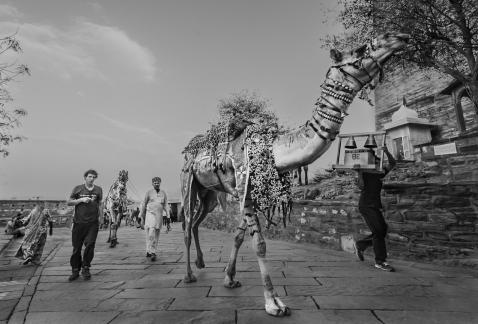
[5, 213, 26, 238]
[162, 208, 171, 233]
[140, 177, 169, 261]
[132, 207, 141, 228]
[15, 205, 53, 265]
[355, 145, 396, 272]
[67, 169, 103, 281]
[126, 209, 134, 226]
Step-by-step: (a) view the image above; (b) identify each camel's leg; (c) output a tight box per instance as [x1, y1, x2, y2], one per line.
[109, 210, 119, 247]
[192, 190, 217, 269]
[224, 216, 247, 288]
[246, 209, 290, 317]
[183, 207, 196, 283]
[109, 223, 118, 248]
[181, 169, 197, 283]
[191, 203, 207, 269]
[298, 166, 303, 186]
[106, 212, 112, 243]
[304, 165, 309, 185]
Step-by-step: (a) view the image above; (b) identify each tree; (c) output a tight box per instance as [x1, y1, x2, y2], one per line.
[0, 34, 29, 157]
[326, 0, 478, 112]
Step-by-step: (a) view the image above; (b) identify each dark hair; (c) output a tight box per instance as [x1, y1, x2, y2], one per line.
[84, 169, 98, 178]
[152, 176, 161, 183]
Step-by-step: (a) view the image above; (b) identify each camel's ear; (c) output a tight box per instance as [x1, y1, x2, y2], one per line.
[330, 49, 343, 63]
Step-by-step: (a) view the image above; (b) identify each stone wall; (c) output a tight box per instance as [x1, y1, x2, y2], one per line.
[382, 181, 477, 265]
[0, 200, 73, 227]
[375, 67, 478, 139]
[201, 158, 478, 268]
[202, 199, 362, 251]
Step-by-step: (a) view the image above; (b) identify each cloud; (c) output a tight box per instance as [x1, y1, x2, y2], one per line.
[0, 4, 23, 19]
[87, 2, 103, 13]
[92, 112, 166, 142]
[34, 132, 161, 157]
[0, 8, 157, 82]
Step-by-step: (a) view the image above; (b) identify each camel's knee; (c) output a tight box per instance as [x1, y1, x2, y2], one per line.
[234, 234, 244, 249]
[255, 236, 266, 258]
[192, 225, 200, 237]
[233, 228, 246, 248]
[183, 231, 191, 244]
[263, 274, 274, 292]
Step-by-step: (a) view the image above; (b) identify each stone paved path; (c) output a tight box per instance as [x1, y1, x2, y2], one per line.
[1, 223, 477, 323]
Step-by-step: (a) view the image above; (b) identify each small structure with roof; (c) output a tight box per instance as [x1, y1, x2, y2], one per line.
[383, 98, 436, 160]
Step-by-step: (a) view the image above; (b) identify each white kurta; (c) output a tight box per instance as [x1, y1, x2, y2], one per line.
[144, 189, 167, 229]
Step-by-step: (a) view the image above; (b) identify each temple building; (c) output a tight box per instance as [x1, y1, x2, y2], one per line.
[375, 67, 478, 161]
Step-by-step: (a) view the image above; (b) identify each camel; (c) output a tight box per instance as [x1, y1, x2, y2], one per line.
[105, 170, 128, 248]
[180, 32, 409, 317]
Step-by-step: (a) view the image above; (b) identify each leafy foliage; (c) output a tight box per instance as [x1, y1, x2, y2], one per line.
[0, 34, 30, 157]
[326, 0, 478, 111]
[219, 91, 291, 212]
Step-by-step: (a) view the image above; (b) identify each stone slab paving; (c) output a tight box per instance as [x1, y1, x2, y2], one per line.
[0, 223, 477, 323]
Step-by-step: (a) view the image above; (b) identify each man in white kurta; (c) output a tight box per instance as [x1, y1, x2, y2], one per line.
[140, 177, 169, 261]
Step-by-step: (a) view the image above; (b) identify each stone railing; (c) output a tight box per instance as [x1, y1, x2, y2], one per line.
[0, 200, 74, 228]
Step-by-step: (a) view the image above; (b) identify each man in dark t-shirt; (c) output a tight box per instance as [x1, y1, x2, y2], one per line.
[67, 169, 103, 281]
[355, 146, 396, 272]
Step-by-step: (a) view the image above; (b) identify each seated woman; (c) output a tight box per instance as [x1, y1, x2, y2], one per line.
[15, 205, 53, 265]
[5, 212, 31, 238]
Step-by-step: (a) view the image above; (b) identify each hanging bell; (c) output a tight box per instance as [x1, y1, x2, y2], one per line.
[364, 134, 377, 148]
[345, 136, 357, 149]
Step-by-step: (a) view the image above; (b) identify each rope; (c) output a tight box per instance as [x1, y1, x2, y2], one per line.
[126, 180, 141, 201]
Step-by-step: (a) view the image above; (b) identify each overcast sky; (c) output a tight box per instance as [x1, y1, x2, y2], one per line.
[0, 0, 375, 201]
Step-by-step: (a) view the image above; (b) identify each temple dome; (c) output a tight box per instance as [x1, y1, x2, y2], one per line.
[383, 98, 435, 131]
[391, 101, 419, 121]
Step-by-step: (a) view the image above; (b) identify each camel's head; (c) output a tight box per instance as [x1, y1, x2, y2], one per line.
[118, 170, 128, 183]
[328, 32, 409, 90]
[117, 170, 128, 193]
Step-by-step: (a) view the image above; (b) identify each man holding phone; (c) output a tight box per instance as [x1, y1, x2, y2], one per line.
[67, 169, 103, 281]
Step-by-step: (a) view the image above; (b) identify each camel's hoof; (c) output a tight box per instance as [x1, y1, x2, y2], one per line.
[265, 297, 291, 317]
[224, 280, 241, 288]
[184, 274, 197, 283]
[195, 259, 205, 269]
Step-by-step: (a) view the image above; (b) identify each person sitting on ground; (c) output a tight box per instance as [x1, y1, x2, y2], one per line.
[5, 212, 31, 238]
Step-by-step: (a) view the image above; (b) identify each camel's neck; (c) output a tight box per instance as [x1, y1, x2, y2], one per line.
[272, 68, 361, 172]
